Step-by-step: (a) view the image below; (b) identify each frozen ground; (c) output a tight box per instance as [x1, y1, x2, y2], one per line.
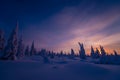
[0, 56, 120, 80]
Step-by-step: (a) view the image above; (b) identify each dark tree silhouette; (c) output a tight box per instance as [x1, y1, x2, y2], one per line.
[25, 45, 30, 56]
[100, 45, 106, 56]
[78, 42, 86, 59]
[0, 29, 5, 57]
[30, 41, 36, 56]
[95, 48, 100, 58]
[49, 51, 55, 59]
[114, 50, 118, 56]
[99, 46, 108, 64]
[4, 25, 18, 60]
[69, 48, 75, 59]
[16, 36, 24, 58]
[90, 46, 95, 58]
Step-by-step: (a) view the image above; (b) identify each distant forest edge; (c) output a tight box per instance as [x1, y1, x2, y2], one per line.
[0, 24, 120, 65]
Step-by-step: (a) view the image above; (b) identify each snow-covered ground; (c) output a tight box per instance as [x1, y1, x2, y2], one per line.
[0, 56, 120, 80]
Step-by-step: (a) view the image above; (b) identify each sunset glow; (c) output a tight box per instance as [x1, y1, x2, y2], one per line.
[0, 0, 120, 54]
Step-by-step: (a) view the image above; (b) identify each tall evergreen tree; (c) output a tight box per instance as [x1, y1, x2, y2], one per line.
[4, 23, 18, 60]
[0, 29, 5, 57]
[90, 46, 95, 58]
[95, 48, 100, 58]
[60, 51, 64, 57]
[99, 46, 107, 64]
[16, 36, 24, 58]
[70, 48, 75, 59]
[113, 50, 118, 56]
[78, 42, 86, 59]
[25, 45, 30, 56]
[30, 41, 36, 56]
[100, 46, 106, 56]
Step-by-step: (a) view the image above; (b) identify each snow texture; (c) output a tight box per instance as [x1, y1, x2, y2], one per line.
[0, 56, 120, 80]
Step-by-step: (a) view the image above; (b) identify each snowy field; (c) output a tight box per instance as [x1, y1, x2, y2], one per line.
[0, 56, 120, 80]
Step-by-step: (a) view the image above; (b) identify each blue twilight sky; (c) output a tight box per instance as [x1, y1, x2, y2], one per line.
[0, 0, 120, 54]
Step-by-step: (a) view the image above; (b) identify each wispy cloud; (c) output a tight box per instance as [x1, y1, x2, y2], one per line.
[23, 1, 120, 54]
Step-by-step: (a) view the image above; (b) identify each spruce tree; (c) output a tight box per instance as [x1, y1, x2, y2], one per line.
[91, 46, 95, 58]
[99, 46, 107, 64]
[4, 24, 18, 60]
[0, 29, 5, 57]
[16, 36, 24, 58]
[25, 45, 30, 56]
[78, 42, 86, 59]
[113, 50, 118, 56]
[100, 46, 106, 56]
[30, 41, 36, 56]
[70, 48, 75, 59]
[95, 48, 100, 58]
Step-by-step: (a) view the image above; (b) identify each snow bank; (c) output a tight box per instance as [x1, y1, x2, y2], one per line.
[0, 56, 120, 80]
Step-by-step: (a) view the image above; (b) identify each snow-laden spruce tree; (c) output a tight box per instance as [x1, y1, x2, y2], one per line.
[112, 50, 119, 63]
[30, 41, 36, 56]
[39, 49, 49, 63]
[49, 51, 54, 59]
[99, 46, 107, 63]
[78, 42, 86, 59]
[43, 54, 49, 63]
[25, 45, 30, 56]
[4, 25, 18, 60]
[100, 45, 106, 57]
[16, 36, 24, 58]
[69, 48, 75, 59]
[90, 46, 95, 58]
[59, 51, 64, 58]
[0, 29, 5, 57]
[114, 50, 118, 56]
[95, 48, 100, 58]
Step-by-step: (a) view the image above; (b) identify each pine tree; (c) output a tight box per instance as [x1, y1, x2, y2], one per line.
[25, 45, 30, 56]
[43, 55, 49, 63]
[59, 51, 64, 57]
[78, 42, 86, 59]
[16, 36, 24, 58]
[0, 29, 5, 57]
[91, 46, 95, 58]
[100, 46, 106, 56]
[30, 41, 36, 56]
[113, 50, 118, 56]
[70, 48, 75, 59]
[4, 23, 18, 60]
[50, 51, 54, 59]
[113, 50, 119, 64]
[99, 46, 107, 64]
[95, 48, 100, 58]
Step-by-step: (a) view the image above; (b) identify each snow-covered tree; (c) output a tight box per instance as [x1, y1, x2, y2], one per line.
[49, 51, 54, 59]
[99, 46, 107, 64]
[16, 37, 24, 58]
[78, 42, 86, 59]
[0, 29, 5, 57]
[100, 46, 106, 56]
[4, 25, 18, 60]
[30, 41, 36, 56]
[25, 45, 30, 56]
[95, 48, 100, 58]
[69, 48, 75, 59]
[39, 49, 47, 56]
[39, 49, 49, 63]
[43, 55, 49, 63]
[58, 51, 64, 57]
[90, 46, 95, 58]
[113, 50, 118, 56]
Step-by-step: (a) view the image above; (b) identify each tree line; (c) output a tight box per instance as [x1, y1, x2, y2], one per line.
[0, 25, 120, 64]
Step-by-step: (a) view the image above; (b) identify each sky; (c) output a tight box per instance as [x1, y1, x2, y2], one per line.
[0, 0, 120, 54]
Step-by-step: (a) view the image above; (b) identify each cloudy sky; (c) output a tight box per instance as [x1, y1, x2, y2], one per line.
[0, 0, 120, 54]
